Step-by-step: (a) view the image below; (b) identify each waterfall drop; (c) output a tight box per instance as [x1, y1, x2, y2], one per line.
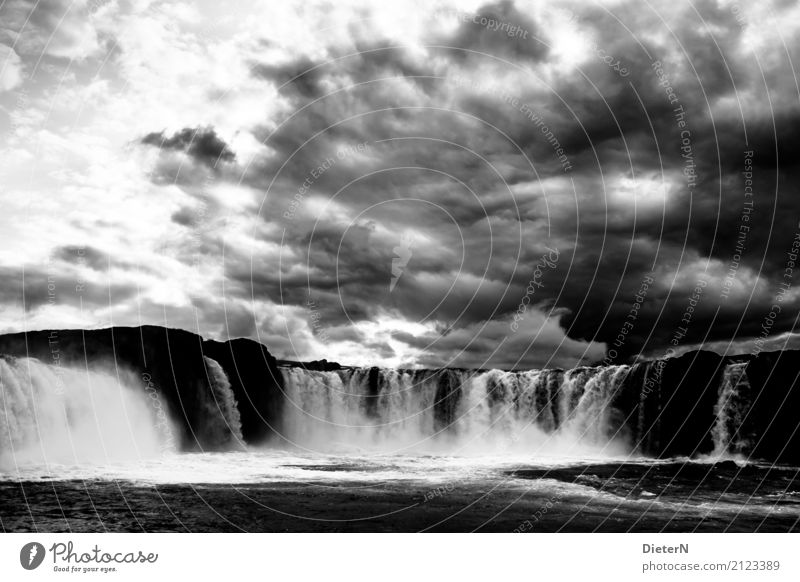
[202, 356, 244, 449]
[712, 362, 754, 457]
[0, 357, 175, 469]
[279, 365, 633, 456]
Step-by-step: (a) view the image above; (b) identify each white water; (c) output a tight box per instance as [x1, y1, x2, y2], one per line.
[203, 356, 244, 447]
[0, 448, 650, 485]
[0, 355, 765, 482]
[0, 357, 176, 470]
[280, 366, 632, 457]
[712, 362, 753, 457]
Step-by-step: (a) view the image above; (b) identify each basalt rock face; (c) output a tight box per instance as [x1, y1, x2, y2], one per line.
[202, 337, 283, 444]
[740, 351, 800, 463]
[606, 350, 797, 462]
[277, 358, 343, 371]
[653, 350, 727, 458]
[645, 349, 800, 463]
[0, 326, 284, 450]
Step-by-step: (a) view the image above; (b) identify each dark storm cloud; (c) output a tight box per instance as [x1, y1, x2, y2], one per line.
[0, 266, 52, 311]
[745, 111, 800, 170]
[52, 245, 108, 271]
[0, 265, 139, 313]
[252, 44, 437, 103]
[50, 245, 164, 278]
[141, 127, 235, 166]
[253, 57, 326, 99]
[393, 316, 602, 370]
[365, 341, 396, 359]
[0, 0, 794, 368]
[171, 207, 199, 227]
[436, 0, 549, 63]
[221, 0, 800, 364]
[461, 0, 800, 359]
[226, 220, 400, 326]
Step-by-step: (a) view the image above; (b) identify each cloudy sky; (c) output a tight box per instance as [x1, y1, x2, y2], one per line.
[1, 0, 799, 369]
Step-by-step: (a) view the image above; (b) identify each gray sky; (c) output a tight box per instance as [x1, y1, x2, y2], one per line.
[1, 0, 799, 369]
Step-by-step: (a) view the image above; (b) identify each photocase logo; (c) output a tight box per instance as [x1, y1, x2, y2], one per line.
[20, 542, 46, 570]
[390, 232, 415, 292]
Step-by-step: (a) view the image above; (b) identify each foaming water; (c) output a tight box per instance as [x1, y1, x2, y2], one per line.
[3, 450, 797, 532]
[0, 357, 176, 470]
[0, 448, 646, 485]
[0, 357, 779, 486]
[712, 361, 753, 457]
[280, 366, 632, 457]
[202, 356, 244, 447]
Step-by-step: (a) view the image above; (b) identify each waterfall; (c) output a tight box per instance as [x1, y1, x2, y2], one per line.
[280, 367, 436, 451]
[564, 365, 630, 443]
[202, 356, 244, 449]
[0, 349, 775, 462]
[0, 357, 175, 470]
[279, 365, 632, 455]
[712, 362, 753, 456]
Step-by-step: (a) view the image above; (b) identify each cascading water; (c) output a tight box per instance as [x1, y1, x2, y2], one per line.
[712, 362, 754, 457]
[280, 367, 437, 452]
[202, 356, 244, 448]
[0, 357, 175, 469]
[1, 350, 768, 467]
[565, 365, 630, 444]
[279, 365, 633, 455]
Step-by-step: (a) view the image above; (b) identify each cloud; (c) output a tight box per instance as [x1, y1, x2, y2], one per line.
[2, 0, 800, 369]
[0, 44, 23, 91]
[0, 0, 101, 60]
[211, 0, 800, 363]
[391, 313, 605, 370]
[0, 264, 139, 315]
[141, 127, 236, 166]
[434, 0, 549, 64]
